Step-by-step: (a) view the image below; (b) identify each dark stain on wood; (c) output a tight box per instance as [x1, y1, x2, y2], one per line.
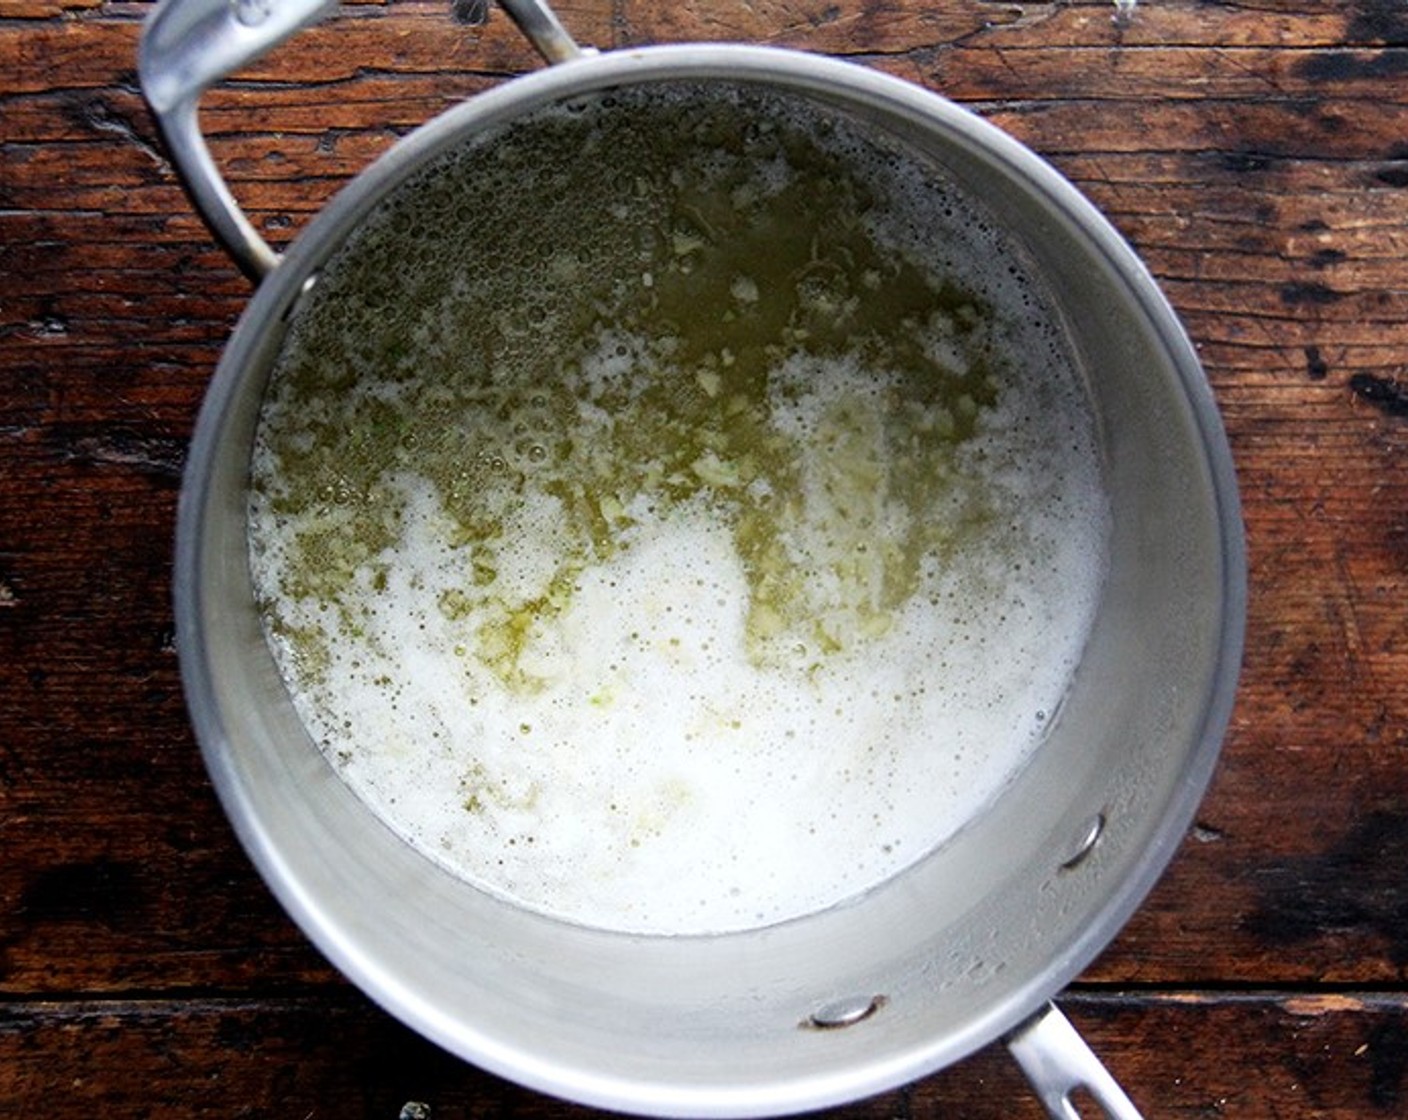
[1219, 149, 1277, 174]
[213, 1014, 264, 1055]
[1304, 345, 1329, 380]
[1349, 373, 1408, 418]
[1375, 164, 1408, 188]
[17, 861, 143, 934]
[1345, 0, 1408, 42]
[1280, 280, 1344, 306]
[1367, 1016, 1408, 1111]
[1244, 809, 1408, 966]
[1297, 1, 1408, 82]
[1298, 48, 1408, 83]
[1309, 248, 1347, 270]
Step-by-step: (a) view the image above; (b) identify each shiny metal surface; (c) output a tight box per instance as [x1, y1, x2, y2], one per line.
[139, 0, 338, 278]
[1007, 1004, 1144, 1120]
[498, 0, 586, 63]
[138, 0, 583, 277]
[154, 7, 1245, 1117]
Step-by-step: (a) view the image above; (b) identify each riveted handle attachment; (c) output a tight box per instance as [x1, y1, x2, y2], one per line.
[1006, 1003, 1145, 1120]
[138, 0, 583, 280]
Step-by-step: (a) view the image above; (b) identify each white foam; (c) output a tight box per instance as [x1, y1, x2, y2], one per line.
[259, 471, 1101, 933]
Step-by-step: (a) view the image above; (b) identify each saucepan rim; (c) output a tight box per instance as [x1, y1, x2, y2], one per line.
[173, 41, 1246, 1118]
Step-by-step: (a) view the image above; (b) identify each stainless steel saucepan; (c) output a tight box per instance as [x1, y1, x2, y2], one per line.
[140, 2, 1245, 1115]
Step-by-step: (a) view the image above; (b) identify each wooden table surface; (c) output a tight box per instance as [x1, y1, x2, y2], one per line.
[3, 0, 1407, 1116]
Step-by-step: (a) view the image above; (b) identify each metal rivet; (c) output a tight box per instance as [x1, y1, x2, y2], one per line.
[1060, 812, 1106, 871]
[805, 994, 886, 1030]
[230, 0, 272, 26]
[281, 272, 321, 324]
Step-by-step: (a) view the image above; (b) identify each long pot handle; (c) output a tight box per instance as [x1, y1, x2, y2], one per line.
[1006, 1002, 1145, 1120]
[137, 0, 583, 280]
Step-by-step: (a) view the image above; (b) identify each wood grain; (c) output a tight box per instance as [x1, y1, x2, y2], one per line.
[2, 992, 1406, 1117]
[3, 0, 1408, 1114]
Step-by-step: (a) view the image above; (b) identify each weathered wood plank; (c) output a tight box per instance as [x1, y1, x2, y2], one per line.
[1, 992, 1404, 1117]
[615, 0, 1383, 55]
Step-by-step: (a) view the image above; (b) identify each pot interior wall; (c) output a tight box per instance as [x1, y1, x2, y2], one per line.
[179, 49, 1240, 1117]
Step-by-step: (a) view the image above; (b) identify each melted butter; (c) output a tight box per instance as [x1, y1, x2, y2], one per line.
[249, 83, 1109, 934]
